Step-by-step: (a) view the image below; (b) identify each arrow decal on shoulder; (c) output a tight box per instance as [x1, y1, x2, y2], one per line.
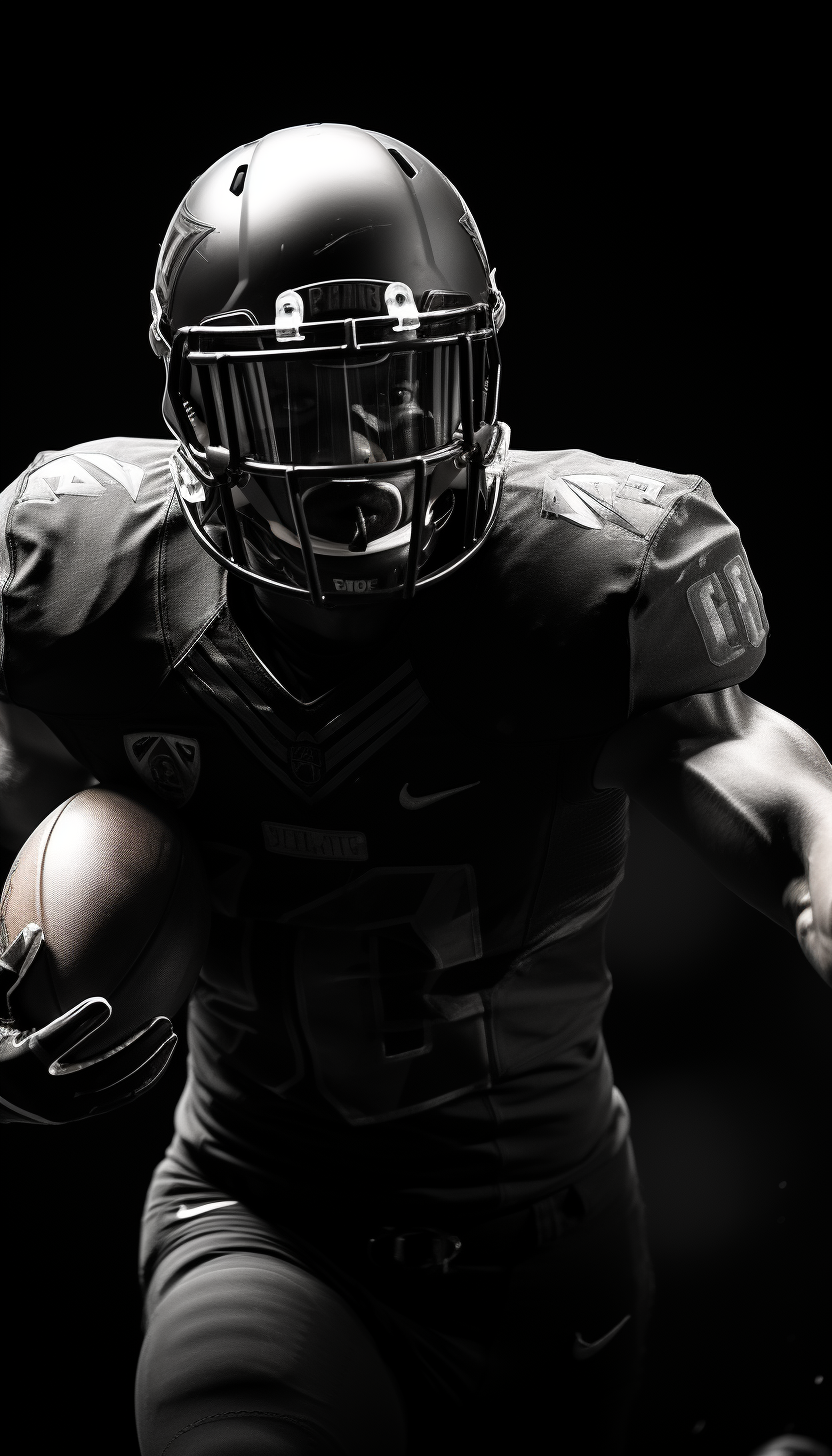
[541, 476, 604, 529]
[20, 453, 144, 503]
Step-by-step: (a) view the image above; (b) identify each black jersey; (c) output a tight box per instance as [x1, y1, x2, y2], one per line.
[0, 431, 768, 1222]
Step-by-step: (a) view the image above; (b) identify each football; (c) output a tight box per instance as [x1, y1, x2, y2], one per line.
[0, 787, 210, 1058]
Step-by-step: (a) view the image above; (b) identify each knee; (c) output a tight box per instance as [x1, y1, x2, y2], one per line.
[135, 1253, 405, 1455]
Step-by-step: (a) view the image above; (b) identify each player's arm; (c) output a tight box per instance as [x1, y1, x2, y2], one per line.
[595, 686, 832, 982]
[0, 702, 94, 850]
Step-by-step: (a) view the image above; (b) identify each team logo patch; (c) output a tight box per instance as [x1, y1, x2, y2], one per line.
[563, 474, 618, 506]
[290, 734, 324, 785]
[21, 453, 144, 503]
[123, 733, 201, 805]
[262, 822, 368, 862]
[541, 474, 648, 538]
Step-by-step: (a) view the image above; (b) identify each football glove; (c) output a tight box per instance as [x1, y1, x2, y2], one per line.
[0, 923, 177, 1124]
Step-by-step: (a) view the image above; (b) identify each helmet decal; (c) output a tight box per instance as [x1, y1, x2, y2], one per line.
[154, 200, 214, 313]
[458, 207, 490, 274]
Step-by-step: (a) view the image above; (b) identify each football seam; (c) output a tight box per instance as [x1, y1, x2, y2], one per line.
[34, 793, 85, 1017]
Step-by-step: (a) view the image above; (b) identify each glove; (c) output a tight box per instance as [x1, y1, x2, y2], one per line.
[0, 923, 177, 1125]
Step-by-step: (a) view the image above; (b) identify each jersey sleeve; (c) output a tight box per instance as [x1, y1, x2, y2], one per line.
[0, 468, 28, 703]
[0, 438, 179, 714]
[628, 478, 768, 714]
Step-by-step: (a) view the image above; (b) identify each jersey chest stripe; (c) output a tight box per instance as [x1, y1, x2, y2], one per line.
[180, 655, 426, 802]
[188, 645, 292, 761]
[197, 633, 426, 766]
[322, 680, 428, 770]
[306, 695, 429, 802]
[198, 634, 419, 762]
[179, 659, 299, 793]
[197, 635, 295, 740]
[316, 660, 415, 741]
[179, 633, 429, 801]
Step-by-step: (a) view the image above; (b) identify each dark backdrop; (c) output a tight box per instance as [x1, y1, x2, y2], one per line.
[2, 53, 828, 1456]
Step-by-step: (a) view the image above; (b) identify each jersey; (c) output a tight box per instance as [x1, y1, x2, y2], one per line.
[0, 431, 768, 1224]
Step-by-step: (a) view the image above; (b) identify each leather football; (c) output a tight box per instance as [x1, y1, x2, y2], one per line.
[0, 788, 210, 1058]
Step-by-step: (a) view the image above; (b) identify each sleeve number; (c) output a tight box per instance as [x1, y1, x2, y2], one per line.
[686, 554, 766, 666]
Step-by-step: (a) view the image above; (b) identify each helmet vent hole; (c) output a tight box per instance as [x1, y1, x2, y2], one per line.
[230, 166, 248, 197]
[388, 149, 417, 179]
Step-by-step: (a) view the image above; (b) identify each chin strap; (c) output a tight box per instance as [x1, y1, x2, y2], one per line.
[483, 421, 511, 486]
[349, 506, 369, 553]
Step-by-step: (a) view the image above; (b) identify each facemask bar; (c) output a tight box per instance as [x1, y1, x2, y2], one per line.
[173, 441, 502, 607]
[169, 303, 497, 471]
[166, 301, 502, 606]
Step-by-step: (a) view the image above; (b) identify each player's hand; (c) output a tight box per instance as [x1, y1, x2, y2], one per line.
[784, 829, 832, 986]
[0, 924, 177, 1124]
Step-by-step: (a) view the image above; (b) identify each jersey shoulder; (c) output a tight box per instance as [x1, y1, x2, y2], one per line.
[503, 444, 701, 535]
[491, 443, 707, 635]
[0, 437, 222, 713]
[496, 445, 768, 715]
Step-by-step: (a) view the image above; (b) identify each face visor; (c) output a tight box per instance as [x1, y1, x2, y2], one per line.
[162, 280, 504, 605]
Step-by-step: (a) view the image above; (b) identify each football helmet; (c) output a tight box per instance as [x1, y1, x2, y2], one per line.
[149, 123, 507, 608]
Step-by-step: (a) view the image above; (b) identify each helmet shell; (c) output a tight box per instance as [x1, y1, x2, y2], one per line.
[163, 123, 491, 334]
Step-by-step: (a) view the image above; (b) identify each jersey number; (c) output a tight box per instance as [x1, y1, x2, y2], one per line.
[285, 867, 489, 1124]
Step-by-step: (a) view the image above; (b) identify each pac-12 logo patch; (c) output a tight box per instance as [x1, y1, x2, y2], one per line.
[123, 733, 201, 805]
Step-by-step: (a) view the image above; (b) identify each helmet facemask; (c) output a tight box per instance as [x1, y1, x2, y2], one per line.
[165, 290, 502, 606]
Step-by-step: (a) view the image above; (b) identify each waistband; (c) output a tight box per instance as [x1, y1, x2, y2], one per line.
[368, 1135, 639, 1272]
[146, 1125, 639, 1289]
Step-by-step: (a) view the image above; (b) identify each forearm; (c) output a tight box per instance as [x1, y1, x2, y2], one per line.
[599, 690, 832, 938]
[631, 715, 830, 931]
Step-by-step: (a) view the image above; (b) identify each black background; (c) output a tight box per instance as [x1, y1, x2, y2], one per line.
[2, 37, 828, 1456]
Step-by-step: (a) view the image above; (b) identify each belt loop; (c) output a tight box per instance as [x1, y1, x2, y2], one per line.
[533, 1193, 560, 1248]
[533, 1184, 586, 1247]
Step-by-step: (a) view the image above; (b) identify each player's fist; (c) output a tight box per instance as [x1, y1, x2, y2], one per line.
[784, 851, 832, 986]
[0, 924, 176, 1124]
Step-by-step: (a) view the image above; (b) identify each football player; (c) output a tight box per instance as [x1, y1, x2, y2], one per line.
[1, 124, 829, 1456]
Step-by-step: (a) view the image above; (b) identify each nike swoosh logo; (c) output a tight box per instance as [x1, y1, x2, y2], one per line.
[573, 1314, 631, 1360]
[399, 781, 480, 811]
[174, 1200, 238, 1220]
